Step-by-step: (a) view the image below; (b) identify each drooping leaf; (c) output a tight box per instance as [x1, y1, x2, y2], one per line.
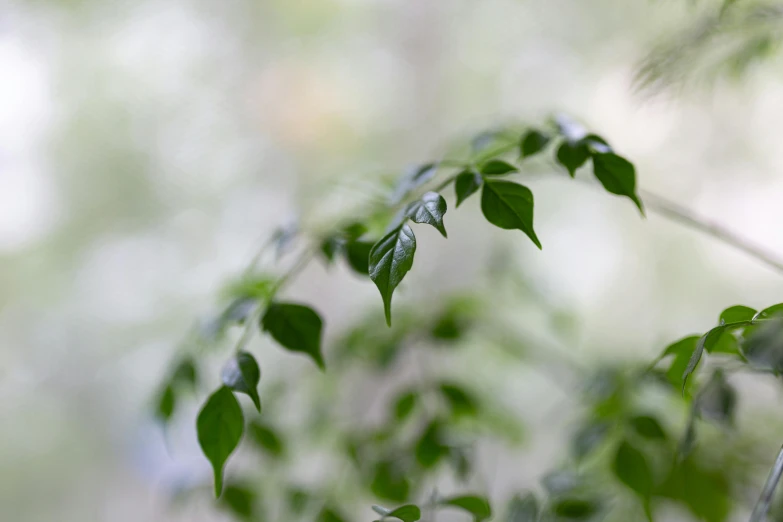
[481, 180, 541, 249]
[612, 440, 653, 501]
[696, 369, 736, 425]
[629, 415, 667, 441]
[405, 191, 448, 237]
[556, 141, 589, 177]
[393, 390, 418, 421]
[196, 386, 245, 497]
[507, 493, 539, 522]
[221, 352, 262, 412]
[520, 130, 551, 158]
[481, 159, 518, 176]
[385, 504, 422, 522]
[455, 170, 483, 207]
[261, 302, 325, 370]
[551, 498, 601, 519]
[369, 225, 417, 326]
[440, 495, 492, 521]
[371, 460, 411, 503]
[591, 153, 644, 213]
[248, 421, 285, 458]
[438, 383, 478, 417]
[345, 240, 373, 276]
[719, 305, 756, 324]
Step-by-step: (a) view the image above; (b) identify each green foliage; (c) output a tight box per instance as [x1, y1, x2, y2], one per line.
[591, 153, 644, 213]
[520, 130, 551, 158]
[439, 494, 492, 521]
[481, 180, 541, 249]
[556, 141, 589, 178]
[261, 302, 325, 369]
[221, 351, 262, 412]
[612, 440, 653, 515]
[481, 159, 519, 176]
[369, 225, 417, 326]
[454, 170, 482, 207]
[405, 191, 448, 237]
[196, 386, 245, 497]
[372, 504, 421, 522]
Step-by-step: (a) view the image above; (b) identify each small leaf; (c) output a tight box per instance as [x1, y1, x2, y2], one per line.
[481, 180, 541, 249]
[481, 159, 518, 176]
[415, 421, 449, 468]
[171, 357, 198, 388]
[393, 390, 418, 421]
[156, 384, 176, 422]
[220, 483, 257, 520]
[551, 498, 600, 519]
[248, 421, 285, 458]
[317, 507, 349, 522]
[591, 153, 644, 214]
[656, 335, 699, 392]
[320, 236, 342, 264]
[386, 504, 422, 522]
[556, 141, 589, 177]
[261, 302, 325, 370]
[345, 240, 373, 276]
[455, 170, 482, 207]
[683, 321, 752, 393]
[197, 386, 245, 498]
[439, 383, 478, 417]
[696, 369, 736, 425]
[371, 460, 411, 503]
[440, 495, 492, 522]
[405, 191, 448, 237]
[612, 440, 653, 500]
[719, 305, 756, 324]
[520, 130, 551, 158]
[507, 493, 539, 522]
[221, 352, 262, 412]
[369, 225, 417, 326]
[629, 415, 667, 441]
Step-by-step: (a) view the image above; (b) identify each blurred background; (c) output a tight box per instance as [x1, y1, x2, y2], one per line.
[5, 0, 783, 520]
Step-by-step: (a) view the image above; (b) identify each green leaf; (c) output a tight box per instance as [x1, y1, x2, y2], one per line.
[320, 236, 342, 264]
[657, 335, 699, 392]
[612, 440, 653, 500]
[719, 305, 756, 324]
[481, 180, 541, 249]
[556, 141, 589, 177]
[196, 386, 245, 498]
[438, 383, 478, 417]
[345, 240, 373, 276]
[683, 322, 752, 393]
[221, 352, 262, 412]
[261, 302, 325, 370]
[520, 130, 551, 158]
[551, 498, 600, 519]
[155, 384, 176, 422]
[571, 421, 610, 461]
[393, 390, 418, 421]
[507, 493, 539, 522]
[369, 225, 417, 326]
[696, 369, 736, 425]
[743, 318, 783, 372]
[415, 421, 449, 468]
[248, 421, 285, 458]
[591, 153, 644, 214]
[440, 495, 492, 522]
[317, 507, 349, 522]
[455, 170, 483, 207]
[171, 357, 198, 388]
[481, 159, 518, 176]
[220, 483, 257, 520]
[629, 415, 667, 441]
[754, 303, 783, 319]
[405, 191, 448, 237]
[371, 461, 411, 503]
[386, 504, 421, 522]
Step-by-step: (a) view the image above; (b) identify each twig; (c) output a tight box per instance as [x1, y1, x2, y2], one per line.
[750, 444, 783, 522]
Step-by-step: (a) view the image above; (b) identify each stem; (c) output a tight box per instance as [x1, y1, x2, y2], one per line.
[750, 445, 783, 522]
[640, 189, 783, 276]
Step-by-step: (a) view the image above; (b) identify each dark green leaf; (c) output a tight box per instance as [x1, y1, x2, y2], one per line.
[440, 495, 492, 522]
[156, 384, 176, 422]
[520, 130, 551, 158]
[261, 302, 325, 370]
[455, 170, 483, 207]
[248, 421, 285, 458]
[656, 335, 699, 392]
[556, 141, 589, 177]
[415, 421, 449, 468]
[571, 421, 610, 461]
[386, 504, 421, 522]
[393, 390, 418, 421]
[629, 415, 667, 440]
[591, 153, 644, 213]
[371, 461, 411, 503]
[551, 498, 600, 519]
[719, 305, 756, 324]
[696, 369, 736, 425]
[683, 321, 753, 392]
[345, 240, 373, 276]
[221, 352, 262, 412]
[657, 457, 730, 522]
[507, 493, 539, 522]
[196, 386, 245, 498]
[369, 225, 416, 326]
[405, 191, 448, 237]
[220, 483, 257, 520]
[481, 180, 541, 249]
[743, 318, 783, 372]
[481, 159, 518, 176]
[439, 383, 478, 417]
[612, 440, 653, 499]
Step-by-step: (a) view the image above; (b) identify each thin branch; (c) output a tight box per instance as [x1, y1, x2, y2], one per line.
[750, 444, 783, 522]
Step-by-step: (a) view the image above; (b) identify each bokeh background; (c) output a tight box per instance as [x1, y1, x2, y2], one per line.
[4, 0, 783, 520]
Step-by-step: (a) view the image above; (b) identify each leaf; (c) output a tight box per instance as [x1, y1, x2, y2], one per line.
[386, 504, 421, 522]
[261, 302, 325, 369]
[754, 302, 783, 320]
[440, 495, 492, 522]
[317, 507, 349, 522]
[629, 415, 667, 440]
[683, 321, 752, 393]
[248, 421, 285, 458]
[591, 153, 644, 214]
[455, 170, 483, 207]
[405, 191, 448, 237]
[481, 159, 518, 176]
[345, 240, 373, 276]
[612, 440, 653, 500]
[221, 352, 262, 412]
[520, 130, 551, 158]
[556, 141, 589, 177]
[719, 305, 756, 324]
[196, 386, 245, 498]
[393, 390, 418, 421]
[507, 493, 539, 522]
[371, 460, 411, 503]
[571, 421, 610, 461]
[551, 498, 600, 519]
[415, 421, 449, 468]
[481, 180, 541, 249]
[742, 318, 783, 372]
[696, 369, 736, 425]
[156, 384, 176, 422]
[171, 357, 198, 388]
[439, 383, 478, 417]
[320, 236, 342, 264]
[369, 225, 417, 326]
[220, 483, 257, 520]
[656, 335, 699, 392]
